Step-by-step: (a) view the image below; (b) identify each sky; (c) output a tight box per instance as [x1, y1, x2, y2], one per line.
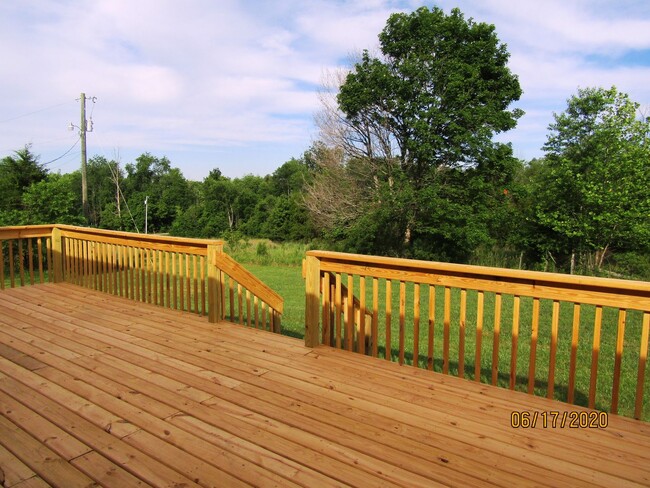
[1, 0, 649, 181]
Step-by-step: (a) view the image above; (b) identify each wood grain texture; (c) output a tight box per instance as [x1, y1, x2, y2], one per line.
[1, 283, 649, 487]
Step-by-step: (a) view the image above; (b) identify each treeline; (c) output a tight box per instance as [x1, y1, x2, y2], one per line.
[0, 149, 315, 242]
[1, 134, 648, 279]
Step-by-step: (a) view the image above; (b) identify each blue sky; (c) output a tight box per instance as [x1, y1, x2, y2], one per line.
[1, 0, 649, 180]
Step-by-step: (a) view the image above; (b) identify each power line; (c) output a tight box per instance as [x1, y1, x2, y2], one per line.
[0, 100, 75, 124]
[43, 136, 81, 166]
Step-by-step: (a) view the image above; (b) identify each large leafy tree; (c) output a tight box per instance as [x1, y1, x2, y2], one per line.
[338, 6, 522, 179]
[311, 6, 523, 259]
[533, 86, 650, 270]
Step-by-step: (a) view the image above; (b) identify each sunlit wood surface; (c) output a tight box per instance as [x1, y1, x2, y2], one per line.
[1, 283, 649, 487]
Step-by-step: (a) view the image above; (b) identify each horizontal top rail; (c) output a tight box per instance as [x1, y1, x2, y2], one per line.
[307, 250, 650, 311]
[0, 225, 56, 240]
[57, 224, 223, 254]
[215, 251, 284, 314]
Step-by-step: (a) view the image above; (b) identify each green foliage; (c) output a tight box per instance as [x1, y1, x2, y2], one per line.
[21, 173, 84, 225]
[0, 145, 48, 214]
[531, 86, 650, 269]
[321, 6, 524, 261]
[338, 6, 522, 175]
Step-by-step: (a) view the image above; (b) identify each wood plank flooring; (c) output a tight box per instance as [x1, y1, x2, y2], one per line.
[0, 283, 649, 487]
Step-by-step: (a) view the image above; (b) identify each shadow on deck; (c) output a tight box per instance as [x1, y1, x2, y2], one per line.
[1, 283, 649, 487]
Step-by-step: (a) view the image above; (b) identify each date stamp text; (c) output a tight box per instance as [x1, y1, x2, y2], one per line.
[510, 410, 608, 429]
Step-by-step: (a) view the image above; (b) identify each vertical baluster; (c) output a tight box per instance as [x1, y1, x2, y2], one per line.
[475, 291, 484, 382]
[110, 243, 116, 294]
[201, 255, 207, 315]
[83, 240, 90, 288]
[18, 239, 25, 286]
[172, 252, 178, 309]
[359, 275, 366, 355]
[186, 254, 191, 312]
[179, 253, 185, 311]
[459, 289, 467, 379]
[37, 237, 44, 284]
[262, 302, 268, 331]
[237, 283, 243, 324]
[635, 312, 650, 419]
[28, 238, 34, 285]
[254, 295, 259, 328]
[567, 303, 582, 403]
[103, 242, 109, 293]
[527, 298, 540, 394]
[509, 296, 521, 389]
[443, 286, 451, 374]
[0, 240, 5, 289]
[398, 281, 406, 365]
[246, 289, 251, 327]
[588, 306, 603, 409]
[228, 273, 235, 321]
[220, 270, 226, 320]
[152, 249, 158, 305]
[491, 293, 503, 386]
[346, 274, 354, 351]
[322, 272, 331, 346]
[335, 273, 342, 349]
[547, 300, 560, 398]
[413, 283, 420, 367]
[427, 285, 435, 371]
[129, 246, 135, 300]
[193, 255, 199, 314]
[46, 237, 52, 283]
[372, 277, 379, 357]
[611, 309, 627, 414]
[385, 279, 392, 361]
[10, 239, 16, 287]
[147, 248, 153, 302]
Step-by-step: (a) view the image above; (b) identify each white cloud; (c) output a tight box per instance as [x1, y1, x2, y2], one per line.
[1, 0, 649, 177]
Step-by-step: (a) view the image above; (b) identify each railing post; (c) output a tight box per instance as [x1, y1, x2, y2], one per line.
[305, 254, 321, 348]
[272, 310, 282, 334]
[207, 243, 223, 323]
[51, 227, 63, 283]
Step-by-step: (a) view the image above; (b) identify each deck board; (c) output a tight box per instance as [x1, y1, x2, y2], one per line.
[0, 283, 649, 487]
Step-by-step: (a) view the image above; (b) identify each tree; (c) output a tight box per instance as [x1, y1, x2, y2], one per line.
[338, 6, 522, 178]
[21, 173, 84, 225]
[533, 86, 650, 271]
[308, 6, 523, 259]
[0, 145, 48, 214]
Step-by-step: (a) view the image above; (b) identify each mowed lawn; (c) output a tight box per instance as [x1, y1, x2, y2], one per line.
[244, 262, 650, 421]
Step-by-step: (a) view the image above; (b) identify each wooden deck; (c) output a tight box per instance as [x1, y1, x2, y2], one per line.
[0, 284, 649, 487]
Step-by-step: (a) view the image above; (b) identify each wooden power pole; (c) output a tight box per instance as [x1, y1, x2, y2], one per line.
[80, 92, 88, 221]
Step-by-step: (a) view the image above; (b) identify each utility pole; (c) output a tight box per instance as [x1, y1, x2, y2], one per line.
[80, 93, 88, 221]
[73, 92, 95, 223]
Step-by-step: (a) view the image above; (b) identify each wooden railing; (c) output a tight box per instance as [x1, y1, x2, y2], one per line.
[304, 251, 650, 419]
[0, 225, 282, 332]
[0, 225, 55, 289]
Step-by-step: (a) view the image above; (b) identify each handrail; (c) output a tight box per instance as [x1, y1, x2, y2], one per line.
[1, 224, 283, 333]
[304, 250, 650, 420]
[307, 250, 650, 309]
[217, 252, 283, 314]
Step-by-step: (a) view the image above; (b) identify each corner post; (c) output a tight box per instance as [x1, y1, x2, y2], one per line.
[304, 254, 321, 347]
[51, 227, 63, 283]
[207, 243, 223, 323]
